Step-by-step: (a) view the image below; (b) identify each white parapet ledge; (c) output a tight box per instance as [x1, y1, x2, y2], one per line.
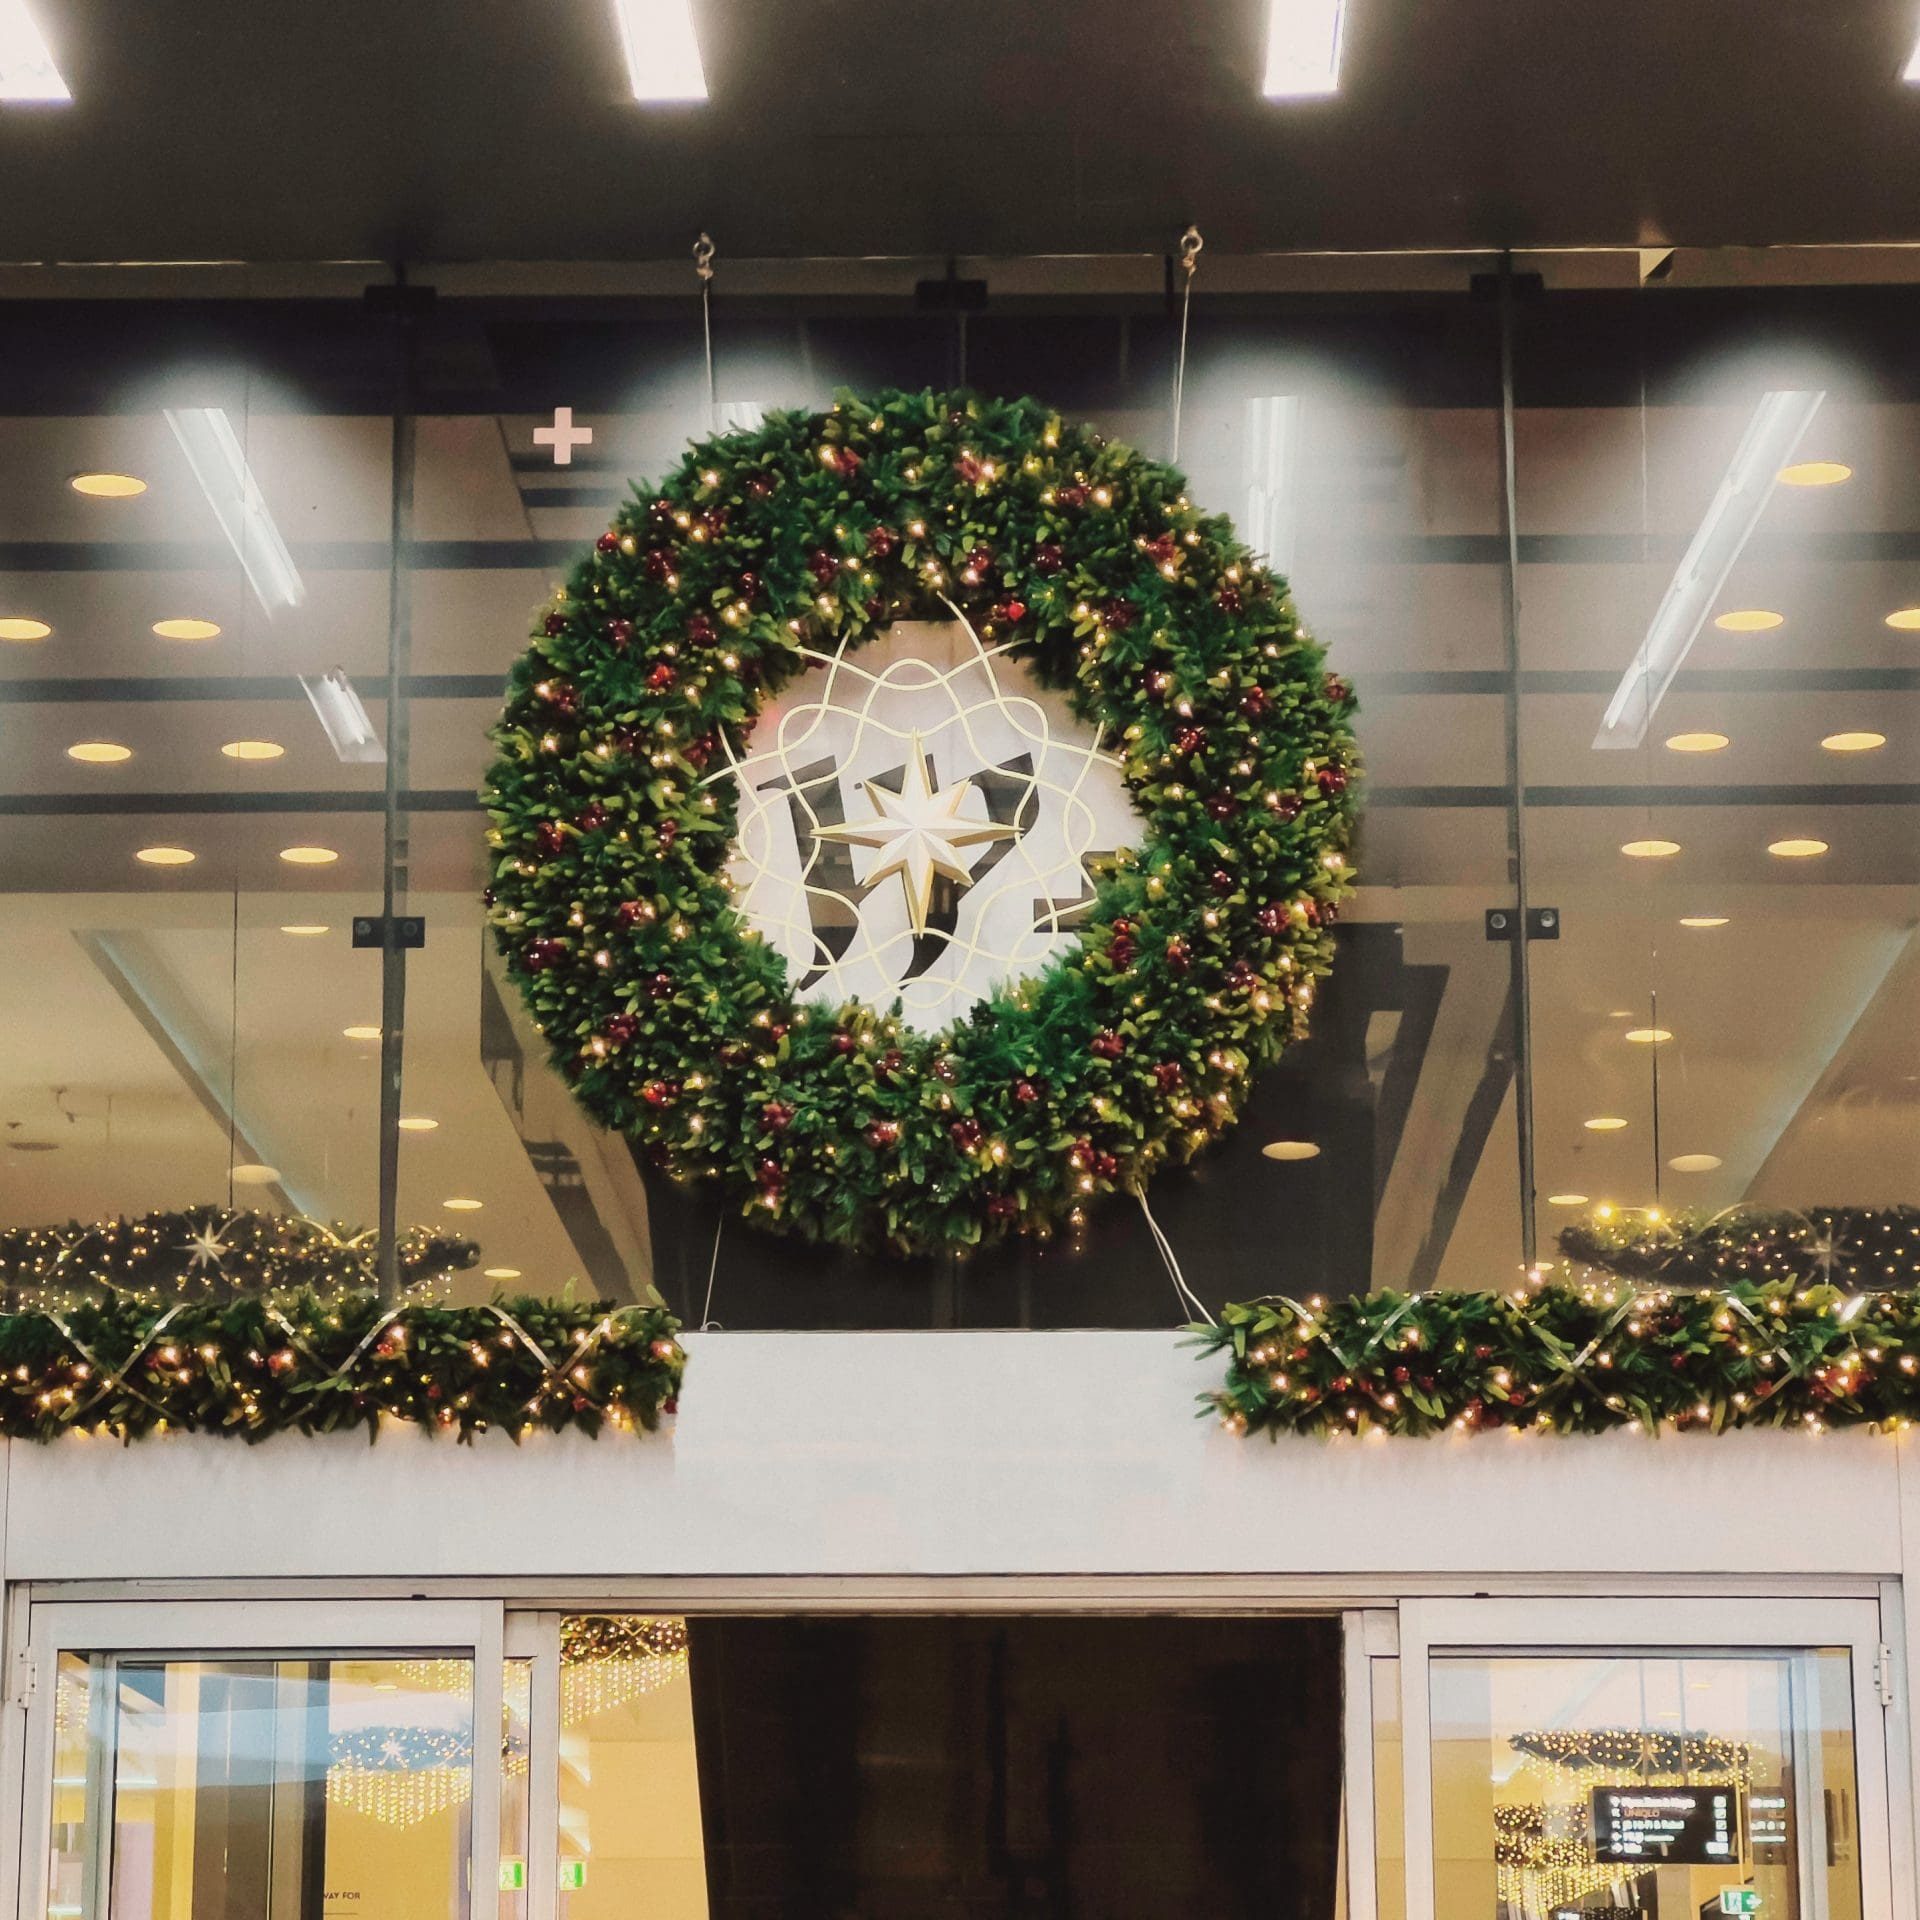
[0, 1329, 1903, 1586]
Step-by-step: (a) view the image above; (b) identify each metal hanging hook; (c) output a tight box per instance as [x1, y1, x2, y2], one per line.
[693, 233, 718, 426]
[1170, 225, 1205, 464]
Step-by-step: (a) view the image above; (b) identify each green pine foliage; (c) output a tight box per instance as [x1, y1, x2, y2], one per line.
[483, 388, 1358, 1255]
[1198, 1283, 1915, 1438]
[0, 1290, 684, 1443]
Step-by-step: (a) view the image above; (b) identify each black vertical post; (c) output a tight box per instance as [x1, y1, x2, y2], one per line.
[1495, 255, 1539, 1269]
[375, 267, 419, 1304]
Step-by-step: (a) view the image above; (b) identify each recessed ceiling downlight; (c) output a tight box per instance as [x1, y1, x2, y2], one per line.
[1669, 1153, 1723, 1173]
[1583, 1116, 1629, 1132]
[1665, 732, 1729, 753]
[222, 739, 285, 761]
[1776, 460, 1851, 487]
[1621, 839, 1681, 858]
[398, 1116, 439, 1132]
[278, 845, 338, 865]
[1261, 1140, 1321, 1161]
[1821, 731, 1885, 753]
[1624, 1028, 1673, 1045]
[1713, 609, 1784, 633]
[230, 1163, 281, 1186]
[1768, 837, 1829, 858]
[483, 1266, 522, 1281]
[0, 617, 51, 642]
[69, 472, 146, 498]
[1546, 1193, 1589, 1207]
[135, 845, 194, 866]
[1886, 608, 1920, 631]
[153, 617, 222, 641]
[66, 741, 131, 763]
[442, 1196, 484, 1212]
[1679, 915, 1729, 928]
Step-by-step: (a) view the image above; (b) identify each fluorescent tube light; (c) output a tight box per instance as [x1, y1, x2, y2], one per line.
[1263, 0, 1345, 97]
[1594, 389, 1823, 750]
[299, 669, 385, 765]
[163, 407, 305, 615]
[613, 0, 707, 103]
[1243, 396, 1302, 573]
[0, 0, 68, 102]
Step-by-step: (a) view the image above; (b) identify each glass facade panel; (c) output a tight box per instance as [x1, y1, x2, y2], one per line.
[4, 266, 1915, 1322]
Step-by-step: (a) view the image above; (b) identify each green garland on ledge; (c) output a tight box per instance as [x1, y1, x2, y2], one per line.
[0, 1207, 479, 1309]
[1196, 1283, 1920, 1438]
[482, 387, 1357, 1256]
[0, 1291, 684, 1444]
[1558, 1205, 1920, 1291]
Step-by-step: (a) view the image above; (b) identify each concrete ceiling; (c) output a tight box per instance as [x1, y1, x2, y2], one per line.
[3, 0, 1920, 267]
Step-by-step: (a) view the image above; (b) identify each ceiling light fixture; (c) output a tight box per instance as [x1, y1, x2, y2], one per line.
[229, 1163, 281, 1186]
[612, 0, 708, 102]
[342, 1024, 381, 1041]
[163, 407, 305, 613]
[66, 741, 131, 763]
[1679, 915, 1729, 928]
[153, 617, 222, 641]
[1583, 1116, 1629, 1132]
[442, 1197, 484, 1212]
[278, 845, 338, 865]
[1821, 730, 1885, 752]
[1624, 1027, 1673, 1045]
[1262, 0, 1345, 96]
[1665, 731, 1729, 753]
[1546, 1193, 1589, 1207]
[1768, 837, 1828, 858]
[1594, 389, 1823, 749]
[1713, 609, 1784, 632]
[1669, 1153, 1723, 1173]
[280, 924, 329, 936]
[69, 472, 146, 498]
[298, 667, 385, 763]
[135, 845, 194, 866]
[483, 1266, 522, 1281]
[0, 0, 68, 100]
[221, 739, 285, 760]
[1776, 460, 1851, 487]
[1261, 1139, 1322, 1160]
[0, 616, 51, 642]
[398, 1116, 439, 1132]
[1885, 608, 1920, 631]
[1621, 838, 1681, 858]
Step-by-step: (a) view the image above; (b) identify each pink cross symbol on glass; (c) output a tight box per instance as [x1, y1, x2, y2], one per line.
[534, 406, 594, 467]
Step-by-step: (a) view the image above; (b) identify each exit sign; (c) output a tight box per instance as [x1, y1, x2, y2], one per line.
[559, 1861, 587, 1890]
[1720, 1892, 1762, 1915]
[499, 1860, 526, 1891]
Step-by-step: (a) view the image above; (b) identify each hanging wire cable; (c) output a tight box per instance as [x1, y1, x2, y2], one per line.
[700, 1213, 724, 1330]
[1169, 225, 1204, 464]
[1136, 1190, 1214, 1325]
[694, 231, 717, 429]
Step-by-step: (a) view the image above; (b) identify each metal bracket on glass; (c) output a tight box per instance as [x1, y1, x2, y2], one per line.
[352, 915, 426, 951]
[1484, 905, 1559, 942]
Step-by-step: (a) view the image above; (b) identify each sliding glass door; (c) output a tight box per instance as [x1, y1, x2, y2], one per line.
[16, 1602, 505, 1920]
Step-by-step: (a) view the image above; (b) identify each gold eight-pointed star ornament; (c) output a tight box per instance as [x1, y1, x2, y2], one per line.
[811, 733, 1018, 935]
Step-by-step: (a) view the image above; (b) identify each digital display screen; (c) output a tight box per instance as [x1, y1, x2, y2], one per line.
[1590, 1785, 1739, 1864]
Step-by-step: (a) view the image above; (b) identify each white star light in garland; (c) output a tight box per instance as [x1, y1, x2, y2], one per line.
[811, 733, 1017, 934]
[180, 1216, 233, 1273]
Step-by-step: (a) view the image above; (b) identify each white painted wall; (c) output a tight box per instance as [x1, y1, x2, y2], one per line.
[0, 1330, 1907, 1583]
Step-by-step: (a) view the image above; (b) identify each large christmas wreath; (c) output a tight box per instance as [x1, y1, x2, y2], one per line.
[483, 389, 1358, 1255]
